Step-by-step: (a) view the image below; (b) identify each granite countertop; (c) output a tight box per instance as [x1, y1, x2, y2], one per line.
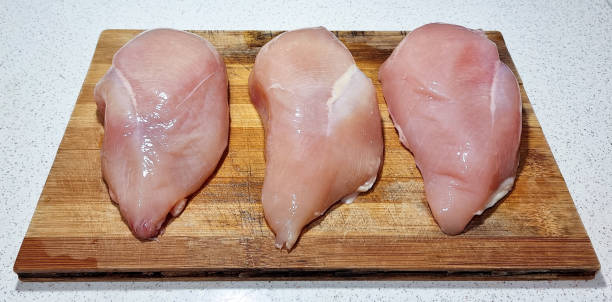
[1, 1, 610, 301]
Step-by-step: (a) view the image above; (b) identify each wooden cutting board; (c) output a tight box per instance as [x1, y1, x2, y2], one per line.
[14, 30, 599, 281]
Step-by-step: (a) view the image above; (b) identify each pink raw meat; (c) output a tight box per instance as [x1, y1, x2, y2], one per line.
[249, 27, 384, 249]
[379, 23, 522, 234]
[94, 29, 229, 239]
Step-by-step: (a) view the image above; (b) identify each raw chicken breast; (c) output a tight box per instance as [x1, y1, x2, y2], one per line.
[94, 29, 229, 239]
[378, 23, 521, 235]
[249, 27, 383, 249]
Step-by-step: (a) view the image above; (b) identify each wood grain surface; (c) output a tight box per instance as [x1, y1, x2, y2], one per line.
[13, 30, 599, 281]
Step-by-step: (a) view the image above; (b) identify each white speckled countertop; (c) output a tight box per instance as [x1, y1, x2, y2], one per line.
[1, 0, 610, 300]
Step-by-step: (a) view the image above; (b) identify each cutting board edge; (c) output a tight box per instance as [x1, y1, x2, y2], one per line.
[15, 267, 599, 282]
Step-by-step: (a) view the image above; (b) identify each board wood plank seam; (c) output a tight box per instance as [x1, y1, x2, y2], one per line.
[14, 30, 599, 281]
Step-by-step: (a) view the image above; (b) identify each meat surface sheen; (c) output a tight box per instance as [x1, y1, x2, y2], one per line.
[249, 27, 384, 249]
[379, 23, 522, 234]
[94, 29, 229, 239]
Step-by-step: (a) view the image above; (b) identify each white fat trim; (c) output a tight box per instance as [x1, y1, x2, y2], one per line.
[342, 192, 359, 204]
[358, 175, 377, 192]
[489, 62, 501, 123]
[326, 64, 357, 109]
[395, 124, 407, 145]
[342, 175, 377, 204]
[474, 177, 515, 215]
[113, 67, 138, 112]
[388, 111, 407, 145]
